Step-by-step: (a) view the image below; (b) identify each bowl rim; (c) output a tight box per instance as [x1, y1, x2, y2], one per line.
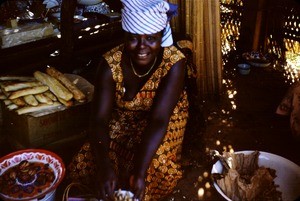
[237, 63, 251, 69]
[77, 0, 102, 5]
[247, 60, 271, 67]
[0, 149, 66, 201]
[211, 150, 300, 201]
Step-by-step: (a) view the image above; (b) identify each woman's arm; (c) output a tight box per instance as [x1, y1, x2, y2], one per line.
[131, 58, 186, 193]
[88, 58, 117, 198]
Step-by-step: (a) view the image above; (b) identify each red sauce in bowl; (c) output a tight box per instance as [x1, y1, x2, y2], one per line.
[0, 160, 55, 199]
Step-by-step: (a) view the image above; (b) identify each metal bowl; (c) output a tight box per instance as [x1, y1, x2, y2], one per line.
[211, 150, 300, 201]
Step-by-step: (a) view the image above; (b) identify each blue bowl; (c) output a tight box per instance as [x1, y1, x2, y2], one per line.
[238, 63, 251, 75]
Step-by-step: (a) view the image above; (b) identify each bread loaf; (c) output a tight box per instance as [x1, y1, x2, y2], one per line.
[35, 93, 53, 105]
[24, 95, 39, 106]
[8, 85, 49, 99]
[3, 99, 12, 105]
[0, 76, 36, 82]
[46, 67, 86, 102]
[11, 97, 26, 106]
[58, 97, 74, 107]
[2, 81, 43, 92]
[44, 91, 57, 101]
[33, 71, 73, 101]
[16, 102, 61, 115]
[0, 93, 6, 100]
[7, 104, 18, 111]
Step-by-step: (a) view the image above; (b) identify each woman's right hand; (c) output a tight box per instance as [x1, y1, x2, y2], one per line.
[129, 174, 145, 201]
[95, 164, 117, 200]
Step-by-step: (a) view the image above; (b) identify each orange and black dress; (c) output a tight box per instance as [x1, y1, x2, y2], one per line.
[68, 44, 189, 200]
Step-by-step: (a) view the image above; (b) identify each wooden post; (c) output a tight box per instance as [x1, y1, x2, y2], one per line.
[252, 0, 268, 51]
[60, 0, 77, 73]
[236, 0, 257, 53]
[236, 0, 268, 53]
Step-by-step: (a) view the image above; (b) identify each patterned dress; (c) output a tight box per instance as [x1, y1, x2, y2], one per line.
[68, 44, 189, 200]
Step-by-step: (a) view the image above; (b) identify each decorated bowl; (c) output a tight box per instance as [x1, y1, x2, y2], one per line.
[0, 149, 65, 201]
[83, 2, 111, 14]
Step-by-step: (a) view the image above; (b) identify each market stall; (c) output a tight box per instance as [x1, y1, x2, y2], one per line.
[0, 0, 123, 74]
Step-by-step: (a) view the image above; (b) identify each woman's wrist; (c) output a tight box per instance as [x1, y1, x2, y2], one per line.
[132, 163, 147, 179]
[89, 137, 111, 166]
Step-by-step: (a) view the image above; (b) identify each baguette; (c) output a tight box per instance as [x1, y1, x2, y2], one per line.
[0, 89, 5, 99]
[46, 67, 86, 102]
[34, 71, 73, 101]
[0, 93, 6, 100]
[24, 95, 39, 106]
[0, 86, 10, 97]
[35, 93, 53, 105]
[16, 102, 61, 115]
[0, 76, 36, 82]
[11, 97, 26, 106]
[2, 81, 43, 92]
[7, 104, 18, 110]
[3, 99, 12, 105]
[58, 97, 73, 107]
[8, 85, 49, 99]
[44, 91, 57, 101]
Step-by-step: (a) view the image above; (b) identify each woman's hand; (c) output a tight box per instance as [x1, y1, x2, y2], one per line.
[89, 58, 117, 200]
[95, 166, 117, 200]
[129, 174, 145, 200]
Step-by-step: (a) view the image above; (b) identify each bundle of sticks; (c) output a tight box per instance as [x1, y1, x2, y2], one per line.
[0, 66, 86, 115]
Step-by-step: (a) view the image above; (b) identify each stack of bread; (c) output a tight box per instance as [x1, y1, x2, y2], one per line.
[0, 66, 86, 115]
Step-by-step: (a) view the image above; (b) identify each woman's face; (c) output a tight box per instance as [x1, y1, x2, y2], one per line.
[124, 31, 162, 67]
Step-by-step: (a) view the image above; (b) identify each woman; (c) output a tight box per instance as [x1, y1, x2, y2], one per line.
[68, 0, 189, 200]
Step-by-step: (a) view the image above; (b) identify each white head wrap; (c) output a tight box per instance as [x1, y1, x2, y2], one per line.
[121, 0, 177, 47]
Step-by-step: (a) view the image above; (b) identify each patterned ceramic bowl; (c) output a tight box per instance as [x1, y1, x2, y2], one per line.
[83, 2, 111, 14]
[0, 149, 65, 201]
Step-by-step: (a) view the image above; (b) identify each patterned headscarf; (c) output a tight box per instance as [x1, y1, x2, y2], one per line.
[121, 0, 178, 47]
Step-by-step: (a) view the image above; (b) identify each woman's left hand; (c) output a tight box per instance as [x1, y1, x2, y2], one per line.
[129, 174, 145, 200]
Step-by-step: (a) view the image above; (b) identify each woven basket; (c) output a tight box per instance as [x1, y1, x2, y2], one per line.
[62, 183, 98, 201]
